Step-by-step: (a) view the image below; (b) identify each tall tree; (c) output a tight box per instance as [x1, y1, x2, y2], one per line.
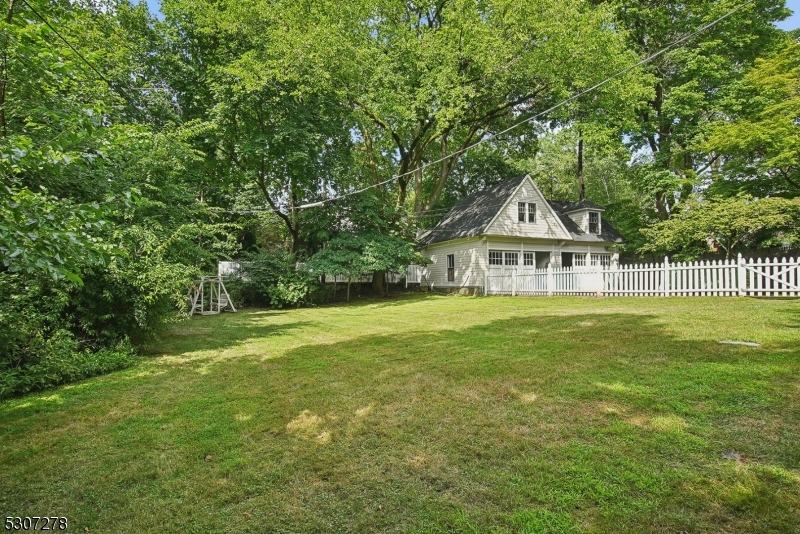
[704, 37, 800, 198]
[205, 0, 648, 219]
[592, 0, 789, 219]
[159, 0, 356, 253]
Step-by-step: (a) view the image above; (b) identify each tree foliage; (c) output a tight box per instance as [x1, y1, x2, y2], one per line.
[705, 38, 800, 197]
[639, 196, 800, 260]
[307, 233, 426, 301]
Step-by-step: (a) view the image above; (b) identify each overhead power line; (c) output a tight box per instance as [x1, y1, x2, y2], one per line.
[290, 0, 755, 210]
[20, 0, 131, 103]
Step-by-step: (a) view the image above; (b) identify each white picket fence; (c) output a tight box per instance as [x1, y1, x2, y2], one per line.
[225, 256, 799, 297]
[457, 254, 799, 297]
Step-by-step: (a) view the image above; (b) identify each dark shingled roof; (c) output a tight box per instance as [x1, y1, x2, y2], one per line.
[417, 176, 527, 246]
[418, 175, 624, 246]
[549, 199, 605, 213]
[547, 201, 624, 243]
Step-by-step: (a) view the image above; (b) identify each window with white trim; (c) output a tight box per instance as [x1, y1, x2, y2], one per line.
[589, 212, 600, 234]
[447, 254, 455, 281]
[573, 253, 586, 267]
[518, 202, 536, 223]
[489, 250, 523, 266]
[523, 252, 535, 266]
[590, 254, 611, 267]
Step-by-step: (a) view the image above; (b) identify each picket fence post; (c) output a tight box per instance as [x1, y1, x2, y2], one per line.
[596, 261, 603, 297]
[485, 270, 489, 297]
[663, 256, 669, 297]
[512, 269, 517, 297]
[737, 253, 745, 297]
[547, 263, 553, 297]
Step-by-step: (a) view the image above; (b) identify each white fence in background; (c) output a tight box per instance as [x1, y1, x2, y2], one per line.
[483, 254, 799, 297]
[224, 256, 800, 297]
[218, 261, 405, 284]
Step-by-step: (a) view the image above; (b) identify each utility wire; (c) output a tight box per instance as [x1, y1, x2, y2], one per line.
[290, 0, 755, 210]
[21, 0, 131, 103]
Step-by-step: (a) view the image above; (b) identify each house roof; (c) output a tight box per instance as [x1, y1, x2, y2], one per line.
[548, 199, 605, 213]
[418, 175, 625, 246]
[417, 177, 525, 245]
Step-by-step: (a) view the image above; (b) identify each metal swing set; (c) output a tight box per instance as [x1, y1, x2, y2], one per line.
[188, 276, 237, 316]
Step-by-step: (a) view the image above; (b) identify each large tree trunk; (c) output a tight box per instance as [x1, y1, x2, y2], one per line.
[655, 191, 670, 220]
[371, 270, 386, 297]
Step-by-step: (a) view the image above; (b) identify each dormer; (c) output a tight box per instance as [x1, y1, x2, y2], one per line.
[560, 201, 605, 235]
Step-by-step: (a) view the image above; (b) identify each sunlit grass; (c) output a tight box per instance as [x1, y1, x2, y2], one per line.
[1, 294, 799, 533]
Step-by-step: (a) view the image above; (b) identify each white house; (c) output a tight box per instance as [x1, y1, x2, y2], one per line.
[416, 174, 624, 293]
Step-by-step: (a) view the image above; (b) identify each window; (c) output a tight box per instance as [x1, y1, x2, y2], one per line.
[490, 250, 523, 266]
[518, 202, 536, 223]
[591, 254, 611, 267]
[447, 254, 455, 281]
[527, 203, 536, 223]
[523, 252, 535, 266]
[574, 253, 586, 267]
[589, 212, 600, 234]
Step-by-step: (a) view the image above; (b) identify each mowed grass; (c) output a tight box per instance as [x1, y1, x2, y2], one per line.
[2, 295, 800, 533]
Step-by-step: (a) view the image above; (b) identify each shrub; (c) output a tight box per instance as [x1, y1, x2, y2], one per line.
[0, 272, 138, 398]
[0, 337, 136, 399]
[234, 249, 318, 308]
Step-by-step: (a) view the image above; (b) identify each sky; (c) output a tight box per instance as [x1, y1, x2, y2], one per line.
[778, 0, 800, 30]
[143, 0, 800, 29]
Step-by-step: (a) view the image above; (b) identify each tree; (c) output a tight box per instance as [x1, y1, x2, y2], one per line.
[158, 0, 356, 253]
[189, 0, 647, 219]
[705, 38, 800, 198]
[592, 0, 789, 219]
[308, 233, 425, 301]
[639, 195, 800, 260]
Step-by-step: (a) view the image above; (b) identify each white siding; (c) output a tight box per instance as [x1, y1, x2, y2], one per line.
[567, 210, 589, 232]
[485, 178, 571, 240]
[566, 210, 604, 234]
[421, 238, 487, 288]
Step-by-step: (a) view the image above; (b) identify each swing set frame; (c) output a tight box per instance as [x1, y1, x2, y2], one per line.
[188, 276, 237, 316]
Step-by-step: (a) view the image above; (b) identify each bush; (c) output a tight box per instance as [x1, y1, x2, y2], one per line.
[0, 338, 136, 399]
[0, 272, 140, 399]
[232, 249, 318, 308]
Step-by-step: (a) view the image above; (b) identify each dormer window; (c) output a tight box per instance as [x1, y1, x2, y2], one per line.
[589, 212, 600, 234]
[518, 202, 536, 223]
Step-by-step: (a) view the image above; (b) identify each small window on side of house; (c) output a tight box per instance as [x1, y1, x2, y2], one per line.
[504, 252, 519, 266]
[447, 254, 455, 281]
[518, 202, 526, 222]
[574, 253, 586, 267]
[523, 252, 535, 266]
[527, 203, 536, 223]
[589, 212, 600, 234]
[489, 251, 503, 265]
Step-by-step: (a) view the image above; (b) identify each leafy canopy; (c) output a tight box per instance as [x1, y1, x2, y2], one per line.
[639, 196, 800, 260]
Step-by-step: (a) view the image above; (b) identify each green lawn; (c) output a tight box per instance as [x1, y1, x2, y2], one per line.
[2, 295, 800, 533]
